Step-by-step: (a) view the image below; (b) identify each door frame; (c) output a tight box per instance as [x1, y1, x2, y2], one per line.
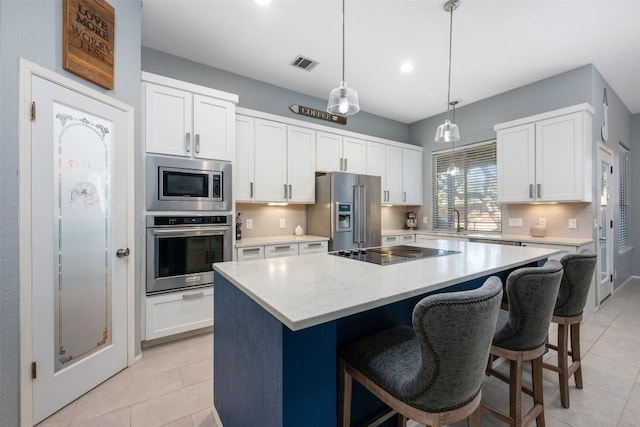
[596, 143, 614, 304]
[18, 59, 136, 426]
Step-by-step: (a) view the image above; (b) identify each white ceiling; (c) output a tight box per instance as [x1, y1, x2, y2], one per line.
[141, 0, 640, 124]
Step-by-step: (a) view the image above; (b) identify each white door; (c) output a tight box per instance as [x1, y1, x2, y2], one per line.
[342, 136, 367, 174]
[366, 141, 386, 202]
[384, 145, 403, 204]
[496, 123, 535, 202]
[402, 148, 422, 205]
[30, 75, 129, 424]
[234, 115, 255, 201]
[144, 82, 192, 156]
[597, 145, 614, 303]
[316, 131, 342, 172]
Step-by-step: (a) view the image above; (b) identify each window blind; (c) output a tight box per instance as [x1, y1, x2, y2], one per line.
[432, 140, 501, 232]
[619, 149, 629, 249]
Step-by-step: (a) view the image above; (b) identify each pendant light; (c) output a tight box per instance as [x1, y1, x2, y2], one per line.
[327, 0, 360, 116]
[447, 100, 460, 176]
[434, 0, 460, 143]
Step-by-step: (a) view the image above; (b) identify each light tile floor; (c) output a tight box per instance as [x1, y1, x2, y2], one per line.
[39, 280, 640, 427]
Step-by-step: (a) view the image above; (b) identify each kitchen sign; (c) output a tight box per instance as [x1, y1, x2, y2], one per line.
[63, 0, 115, 90]
[289, 105, 347, 125]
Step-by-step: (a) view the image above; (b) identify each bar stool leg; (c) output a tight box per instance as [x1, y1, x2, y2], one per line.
[510, 358, 523, 426]
[557, 324, 570, 408]
[468, 405, 481, 427]
[532, 356, 545, 427]
[571, 323, 583, 389]
[339, 359, 352, 427]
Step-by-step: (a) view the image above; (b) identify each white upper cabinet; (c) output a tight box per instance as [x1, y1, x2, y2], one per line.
[142, 73, 237, 161]
[367, 142, 421, 205]
[402, 148, 423, 205]
[236, 117, 315, 203]
[286, 126, 316, 203]
[235, 115, 255, 201]
[254, 119, 288, 202]
[495, 103, 593, 203]
[316, 132, 366, 174]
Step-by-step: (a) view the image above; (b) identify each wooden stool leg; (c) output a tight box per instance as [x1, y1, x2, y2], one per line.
[468, 405, 481, 427]
[532, 356, 545, 427]
[571, 322, 583, 389]
[396, 413, 407, 427]
[339, 359, 352, 427]
[510, 359, 523, 426]
[557, 324, 570, 409]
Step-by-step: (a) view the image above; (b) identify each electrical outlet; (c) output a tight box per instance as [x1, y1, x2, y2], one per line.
[509, 218, 523, 227]
[568, 219, 577, 229]
[539, 218, 546, 227]
[246, 219, 253, 229]
[279, 218, 286, 229]
[422, 216, 428, 224]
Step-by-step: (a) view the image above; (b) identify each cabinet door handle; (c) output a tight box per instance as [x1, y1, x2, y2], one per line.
[283, 184, 288, 199]
[288, 185, 292, 199]
[308, 242, 322, 247]
[195, 134, 200, 153]
[529, 184, 534, 199]
[274, 245, 291, 250]
[185, 132, 191, 153]
[344, 158, 348, 171]
[537, 183, 541, 198]
[244, 247, 261, 252]
[250, 182, 254, 198]
[403, 191, 406, 202]
[339, 158, 344, 171]
[182, 292, 204, 300]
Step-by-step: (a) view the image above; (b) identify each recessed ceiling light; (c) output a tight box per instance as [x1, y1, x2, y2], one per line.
[253, 0, 271, 5]
[400, 61, 414, 73]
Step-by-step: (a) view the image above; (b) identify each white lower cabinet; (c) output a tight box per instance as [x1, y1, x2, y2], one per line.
[382, 234, 416, 246]
[236, 246, 265, 261]
[265, 243, 299, 259]
[299, 241, 329, 255]
[145, 287, 214, 341]
[237, 240, 328, 261]
[520, 242, 594, 261]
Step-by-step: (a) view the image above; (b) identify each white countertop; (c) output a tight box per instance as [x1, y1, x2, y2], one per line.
[214, 240, 560, 331]
[235, 234, 329, 248]
[382, 229, 593, 247]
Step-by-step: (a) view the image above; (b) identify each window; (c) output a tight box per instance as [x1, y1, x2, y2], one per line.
[619, 148, 630, 250]
[432, 140, 500, 232]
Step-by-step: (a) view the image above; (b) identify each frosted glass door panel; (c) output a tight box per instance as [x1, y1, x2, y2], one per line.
[54, 104, 112, 371]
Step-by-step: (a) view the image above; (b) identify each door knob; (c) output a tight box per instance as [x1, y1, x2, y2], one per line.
[116, 248, 130, 258]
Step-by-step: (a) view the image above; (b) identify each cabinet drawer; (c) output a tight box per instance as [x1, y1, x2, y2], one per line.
[299, 241, 328, 255]
[381, 235, 400, 246]
[264, 243, 299, 258]
[398, 234, 416, 244]
[145, 287, 213, 340]
[237, 246, 264, 261]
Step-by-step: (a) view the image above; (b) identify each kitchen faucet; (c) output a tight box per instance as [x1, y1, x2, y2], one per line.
[452, 208, 464, 232]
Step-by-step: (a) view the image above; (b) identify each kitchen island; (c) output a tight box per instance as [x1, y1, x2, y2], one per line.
[213, 240, 559, 427]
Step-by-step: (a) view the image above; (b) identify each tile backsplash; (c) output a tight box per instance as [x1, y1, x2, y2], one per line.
[501, 203, 593, 238]
[236, 203, 306, 239]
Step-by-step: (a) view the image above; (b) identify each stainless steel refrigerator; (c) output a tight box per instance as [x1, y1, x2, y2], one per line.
[307, 172, 381, 251]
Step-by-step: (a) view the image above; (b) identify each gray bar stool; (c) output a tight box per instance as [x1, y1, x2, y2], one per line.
[484, 260, 563, 427]
[543, 253, 597, 408]
[339, 277, 503, 427]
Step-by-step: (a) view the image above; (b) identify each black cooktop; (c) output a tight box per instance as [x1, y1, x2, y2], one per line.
[329, 245, 460, 266]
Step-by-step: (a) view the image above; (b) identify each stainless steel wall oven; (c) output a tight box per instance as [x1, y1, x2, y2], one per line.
[146, 215, 232, 295]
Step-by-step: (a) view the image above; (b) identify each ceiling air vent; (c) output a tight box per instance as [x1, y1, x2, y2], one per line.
[290, 55, 319, 72]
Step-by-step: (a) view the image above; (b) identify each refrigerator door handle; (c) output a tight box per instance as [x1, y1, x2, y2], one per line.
[353, 185, 360, 244]
[360, 185, 367, 244]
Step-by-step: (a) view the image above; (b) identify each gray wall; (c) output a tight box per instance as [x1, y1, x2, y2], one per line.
[409, 64, 636, 287]
[409, 65, 593, 232]
[142, 47, 411, 144]
[590, 68, 633, 288]
[631, 113, 640, 276]
[0, 1, 142, 425]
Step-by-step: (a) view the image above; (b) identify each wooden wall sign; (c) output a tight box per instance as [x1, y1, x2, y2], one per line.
[63, 0, 115, 90]
[289, 105, 347, 125]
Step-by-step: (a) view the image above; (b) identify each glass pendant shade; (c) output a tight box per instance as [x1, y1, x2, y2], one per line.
[434, 119, 460, 143]
[327, 81, 360, 116]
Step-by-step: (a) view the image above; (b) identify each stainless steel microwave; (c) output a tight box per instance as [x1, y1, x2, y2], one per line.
[146, 155, 232, 211]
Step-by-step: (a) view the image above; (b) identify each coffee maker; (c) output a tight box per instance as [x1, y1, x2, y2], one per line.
[405, 212, 417, 230]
